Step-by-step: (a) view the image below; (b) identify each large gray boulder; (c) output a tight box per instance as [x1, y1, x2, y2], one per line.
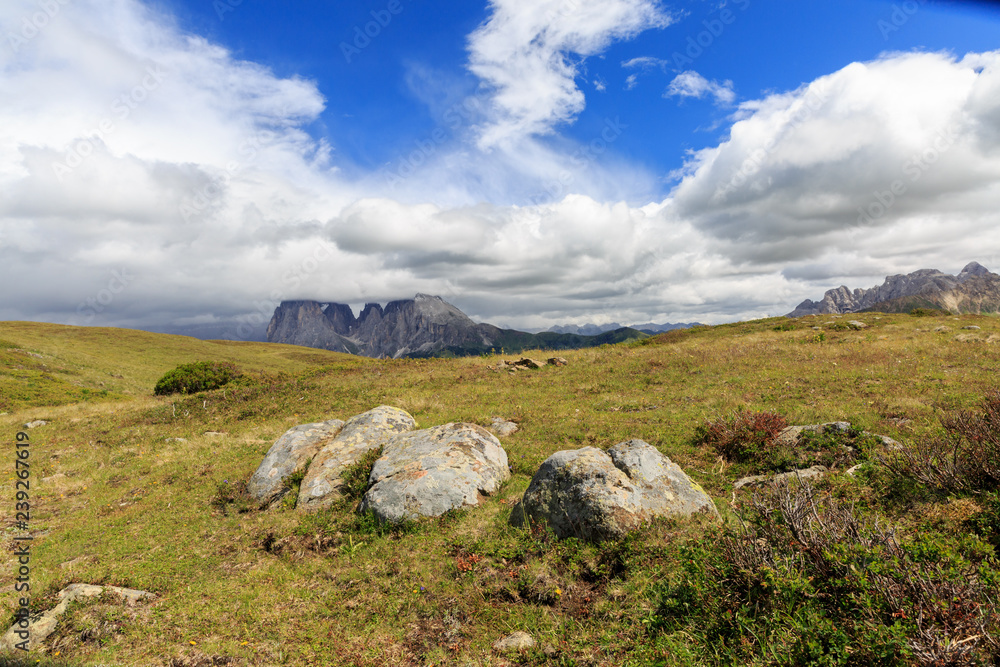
[510, 440, 718, 542]
[297, 406, 416, 510]
[360, 423, 510, 523]
[247, 419, 345, 506]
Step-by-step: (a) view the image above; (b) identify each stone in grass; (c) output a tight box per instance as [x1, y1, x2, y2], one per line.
[490, 417, 519, 437]
[23, 420, 48, 429]
[360, 423, 510, 523]
[511, 439, 719, 542]
[493, 631, 537, 652]
[0, 583, 155, 651]
[733, 465, 829, 491]
[297, 406, 416, 511]
[247, 419, 345, 506]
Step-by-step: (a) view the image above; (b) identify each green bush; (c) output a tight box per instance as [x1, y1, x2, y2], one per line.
[909, 308, 949, 317]
[153, 361, 242, 396]
[648, 482, 1000, 666]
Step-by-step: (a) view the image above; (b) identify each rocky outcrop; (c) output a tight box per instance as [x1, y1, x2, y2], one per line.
[247, 419, 345, 506]
[1, 583, 155, 651]
[266, 300, 357, 354]
[297, 406, 416, 510]
[359, 423, 510, 523]
[787, 262, 1000, 317]
[510, 440, 718, 542]
[267, 294, 648, 359]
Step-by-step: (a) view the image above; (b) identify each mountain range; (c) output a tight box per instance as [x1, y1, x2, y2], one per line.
[787, 261, 1000, 317]
[266, 294, 652, 358]
[543, 321, 703, 336]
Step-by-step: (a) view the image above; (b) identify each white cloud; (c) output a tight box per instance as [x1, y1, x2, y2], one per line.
[665, 70, 736, 105]
[670, 49, 1000, 293]
[467, 0, 672, 149]
[2, 0, 1000, 333]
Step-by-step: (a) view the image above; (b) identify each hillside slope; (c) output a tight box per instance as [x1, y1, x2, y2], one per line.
[1, 314, 998, 665]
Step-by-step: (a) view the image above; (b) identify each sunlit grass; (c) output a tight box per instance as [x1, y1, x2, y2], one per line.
[0, 312, 997, 664]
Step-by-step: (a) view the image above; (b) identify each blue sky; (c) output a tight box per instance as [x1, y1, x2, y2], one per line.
[2, 0, 1000, 336]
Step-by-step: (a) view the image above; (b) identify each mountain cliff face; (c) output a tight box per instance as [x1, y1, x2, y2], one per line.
[787, 262, 1000, 317]
[267, 294, 649, 358]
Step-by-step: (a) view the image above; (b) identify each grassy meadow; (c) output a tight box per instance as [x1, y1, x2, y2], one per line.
[0, 312, 998, 666]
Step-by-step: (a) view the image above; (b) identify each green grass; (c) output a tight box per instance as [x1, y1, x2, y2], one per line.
[0, 312, 998, 665]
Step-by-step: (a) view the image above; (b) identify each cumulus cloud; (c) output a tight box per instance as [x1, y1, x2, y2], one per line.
[2, 0, 1000, 334]
[467, 0, 672, 148]
[665, 70, 736, 105]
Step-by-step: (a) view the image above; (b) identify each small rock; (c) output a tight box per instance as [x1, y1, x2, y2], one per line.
[846, 320, 867, 329]
[955, 334, 981, 343]
[490, 417, 519, 437]
[165, 437, 188, 443]
[846, 464, 866, 477]
[514, 358, 545, 369]
[0, 583, 155, 651]
[493, 631, 537, 652]
[23, 420, 48, 429]
[963, 325, 982, 330]
[203, 431, 226, 437]
[934, 326, 950, 333]
[547, 357, 568, 366]
[734, 465, 829, 491]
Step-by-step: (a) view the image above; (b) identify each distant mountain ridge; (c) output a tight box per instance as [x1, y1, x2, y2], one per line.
[545, 322, 703, 336]
[787, 262, 1000, 317]
[267, 294, 649, 358]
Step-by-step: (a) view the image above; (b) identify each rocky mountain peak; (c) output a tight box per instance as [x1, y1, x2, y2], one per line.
[958, 261, 991, 282]
[786, 262, 1000, 317]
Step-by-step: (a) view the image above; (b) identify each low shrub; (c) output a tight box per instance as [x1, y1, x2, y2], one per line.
[648, 481, 1000, 666]
[696, 409, 788, 464]
[881, 391, 1000, 494]
[340, 447, 383, 502]
[909, 308, 949, 317]
[153, 361, 242, 396]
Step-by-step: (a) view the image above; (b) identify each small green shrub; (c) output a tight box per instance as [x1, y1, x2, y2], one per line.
[340, 447, 383, 501]
[697, 409, 788, 464]
[909, 308, 949, 317]
[154, 361, 242, 396]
